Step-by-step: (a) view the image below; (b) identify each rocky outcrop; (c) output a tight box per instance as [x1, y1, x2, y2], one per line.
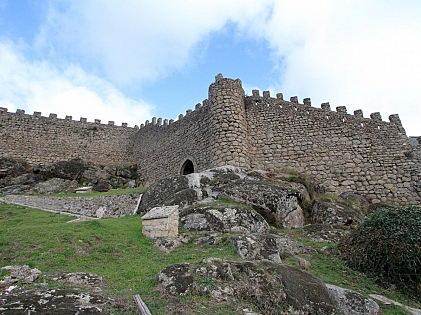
[229, 233, 314, 263]
[139, 166, 306, 228]
[0, 158, 139, 195]
[37, 159, 88, 181]
[309, 200, 366, 226]
[303, 224, 348, 243]
[158, 258, 378, 315]
[180, 205, 270, 234]
[0, 266, 119, 314]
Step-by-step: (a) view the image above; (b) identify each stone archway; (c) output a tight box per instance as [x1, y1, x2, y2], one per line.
[181, 159, 195, 175]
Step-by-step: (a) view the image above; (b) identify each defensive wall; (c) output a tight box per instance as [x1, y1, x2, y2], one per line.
[0, 108, 137, 166]
[1, 74, 420, 204]
[132, 74, 421, 204]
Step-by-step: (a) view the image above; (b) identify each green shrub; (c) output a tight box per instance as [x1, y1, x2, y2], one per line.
[338, 205, 421, 301]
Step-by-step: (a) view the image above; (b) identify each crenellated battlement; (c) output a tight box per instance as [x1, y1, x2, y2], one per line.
[0, 107, 138, 129]
[1, 74, 419, 204]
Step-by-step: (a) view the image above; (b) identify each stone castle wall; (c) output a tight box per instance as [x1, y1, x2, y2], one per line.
[131, 102, 213, 183]
[245, 92, 419, 204]
[1, 75, 420, 205]
[0, 108, 136, 166]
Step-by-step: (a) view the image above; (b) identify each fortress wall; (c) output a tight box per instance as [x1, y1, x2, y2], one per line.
[245, 93, 419, 204]
[208, 76, 250, 168]
[132, 103, 213, 183]
[0, 109, 136, 166]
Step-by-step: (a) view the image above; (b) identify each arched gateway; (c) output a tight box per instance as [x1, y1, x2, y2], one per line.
[180, 159, 194, 175]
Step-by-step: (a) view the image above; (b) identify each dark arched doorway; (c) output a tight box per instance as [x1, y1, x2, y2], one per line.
[181, 159, 194, 175]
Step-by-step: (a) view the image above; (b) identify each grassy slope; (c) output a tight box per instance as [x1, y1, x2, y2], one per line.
[0, 203, 418, 314]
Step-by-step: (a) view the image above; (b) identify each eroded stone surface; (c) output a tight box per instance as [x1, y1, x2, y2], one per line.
[229, 233, 314, 263]
[181, 205, 269, 234]
[310, 200, 366, 226]
[327, 284, 380, 315]
[159, 259, 352, 314]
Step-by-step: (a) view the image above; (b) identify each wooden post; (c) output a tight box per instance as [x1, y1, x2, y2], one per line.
[133, 294, 152, 315]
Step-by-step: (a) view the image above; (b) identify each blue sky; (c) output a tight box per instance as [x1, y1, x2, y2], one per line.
[0, 0, 420, 135]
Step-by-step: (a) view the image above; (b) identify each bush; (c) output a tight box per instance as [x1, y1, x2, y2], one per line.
[338, 205, 421, 300]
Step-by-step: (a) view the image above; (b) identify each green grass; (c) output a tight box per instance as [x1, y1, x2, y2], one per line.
[0, 203, 239, 314]
[34, 186, 146, 198]
[1, 202, 419, 314]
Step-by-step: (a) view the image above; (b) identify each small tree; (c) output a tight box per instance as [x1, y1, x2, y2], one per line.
[339, 205, 421, 300]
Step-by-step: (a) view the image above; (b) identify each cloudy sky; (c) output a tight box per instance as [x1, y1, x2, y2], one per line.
[0, 0, 420, 135]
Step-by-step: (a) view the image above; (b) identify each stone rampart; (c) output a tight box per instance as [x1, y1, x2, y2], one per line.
[0, 108, 137, 166]
[1, 75, 420, 205]
[4, 193, 142, 218]
[245, 91, 418, 204]
[132, 101, 213, 183]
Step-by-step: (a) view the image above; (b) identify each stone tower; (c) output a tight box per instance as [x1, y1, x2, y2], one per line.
[208, 74, 250, 168]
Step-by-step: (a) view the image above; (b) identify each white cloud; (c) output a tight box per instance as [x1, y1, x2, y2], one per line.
[246, 0, 421, 135]
[30, 0, 421, 135]
[35, 0, 273, 84]
[0, 40, 153, 126]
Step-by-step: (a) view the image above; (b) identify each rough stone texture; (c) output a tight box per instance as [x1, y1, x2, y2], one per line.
[31, 178, 78, 194]
[1, 74, 420, 204]
[159, 259, 364, 314]
[213, 180, 304, 228]
[142, 205, 179, 239]
[138, 166, 306, 228]
[0, 265, 41, 286]
[0, 111, 136, 167]
[0, 268, 118, 314]
[303, 224, 348, 243]
[229, 233, 314, 263]
[38, 159, 88, 181]
[309, 200, 366, 226]
[4, 193, 141, 218]
[180, 205, 270, 234]
[327, 284, 380, 315]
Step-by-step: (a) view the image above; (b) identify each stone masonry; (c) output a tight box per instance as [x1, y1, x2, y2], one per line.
[1, 74, 420, 205]
[142, 206, 179, 239]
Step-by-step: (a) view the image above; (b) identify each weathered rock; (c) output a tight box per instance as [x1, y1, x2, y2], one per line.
[116, 167, 132, 178]
[31, 178, 78, 194]
[0, 288, 114, 314]
[0, 184, 32, 194]
[229, 233, 314, 263]
[93, 180, 112, 192]
[47, 272, 105, 292]
[158, 263, 194, 296]
[38, 159, 87, 181]
[181, 205, 270, 234]
[138, 166, 309, 228]
[327, 284, 380, 315]
[138, 175, 192, 214]
[303, 224, 348, 243]
[0, 265, 41, 286]
[213, 180, 304, 228]
[0, 157, 28, 179]
[339, 192, 369, 207]
[159, 259, 353, 314]
[310, 200, 366, 226]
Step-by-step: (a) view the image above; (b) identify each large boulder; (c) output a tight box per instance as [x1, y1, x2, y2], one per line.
[213, 180, 304, 228]
[229, 233, 314, 263]
[138, 175, 195, 214]
[138, 166, 308, 228]
[30, 178, 78, 194]
[158, 259, 378, 314]
[0, 157, 29, 179]
[180, 205, 270, 234]
[309, 200, 366, 227]
[38, 159, 87, 181]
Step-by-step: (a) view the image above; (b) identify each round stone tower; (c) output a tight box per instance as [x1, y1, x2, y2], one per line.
[208, 73, 250, 168]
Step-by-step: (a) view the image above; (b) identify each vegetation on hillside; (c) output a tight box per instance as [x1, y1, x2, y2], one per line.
[0, 203, 419, 314]
[339, 205, 421, 302]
